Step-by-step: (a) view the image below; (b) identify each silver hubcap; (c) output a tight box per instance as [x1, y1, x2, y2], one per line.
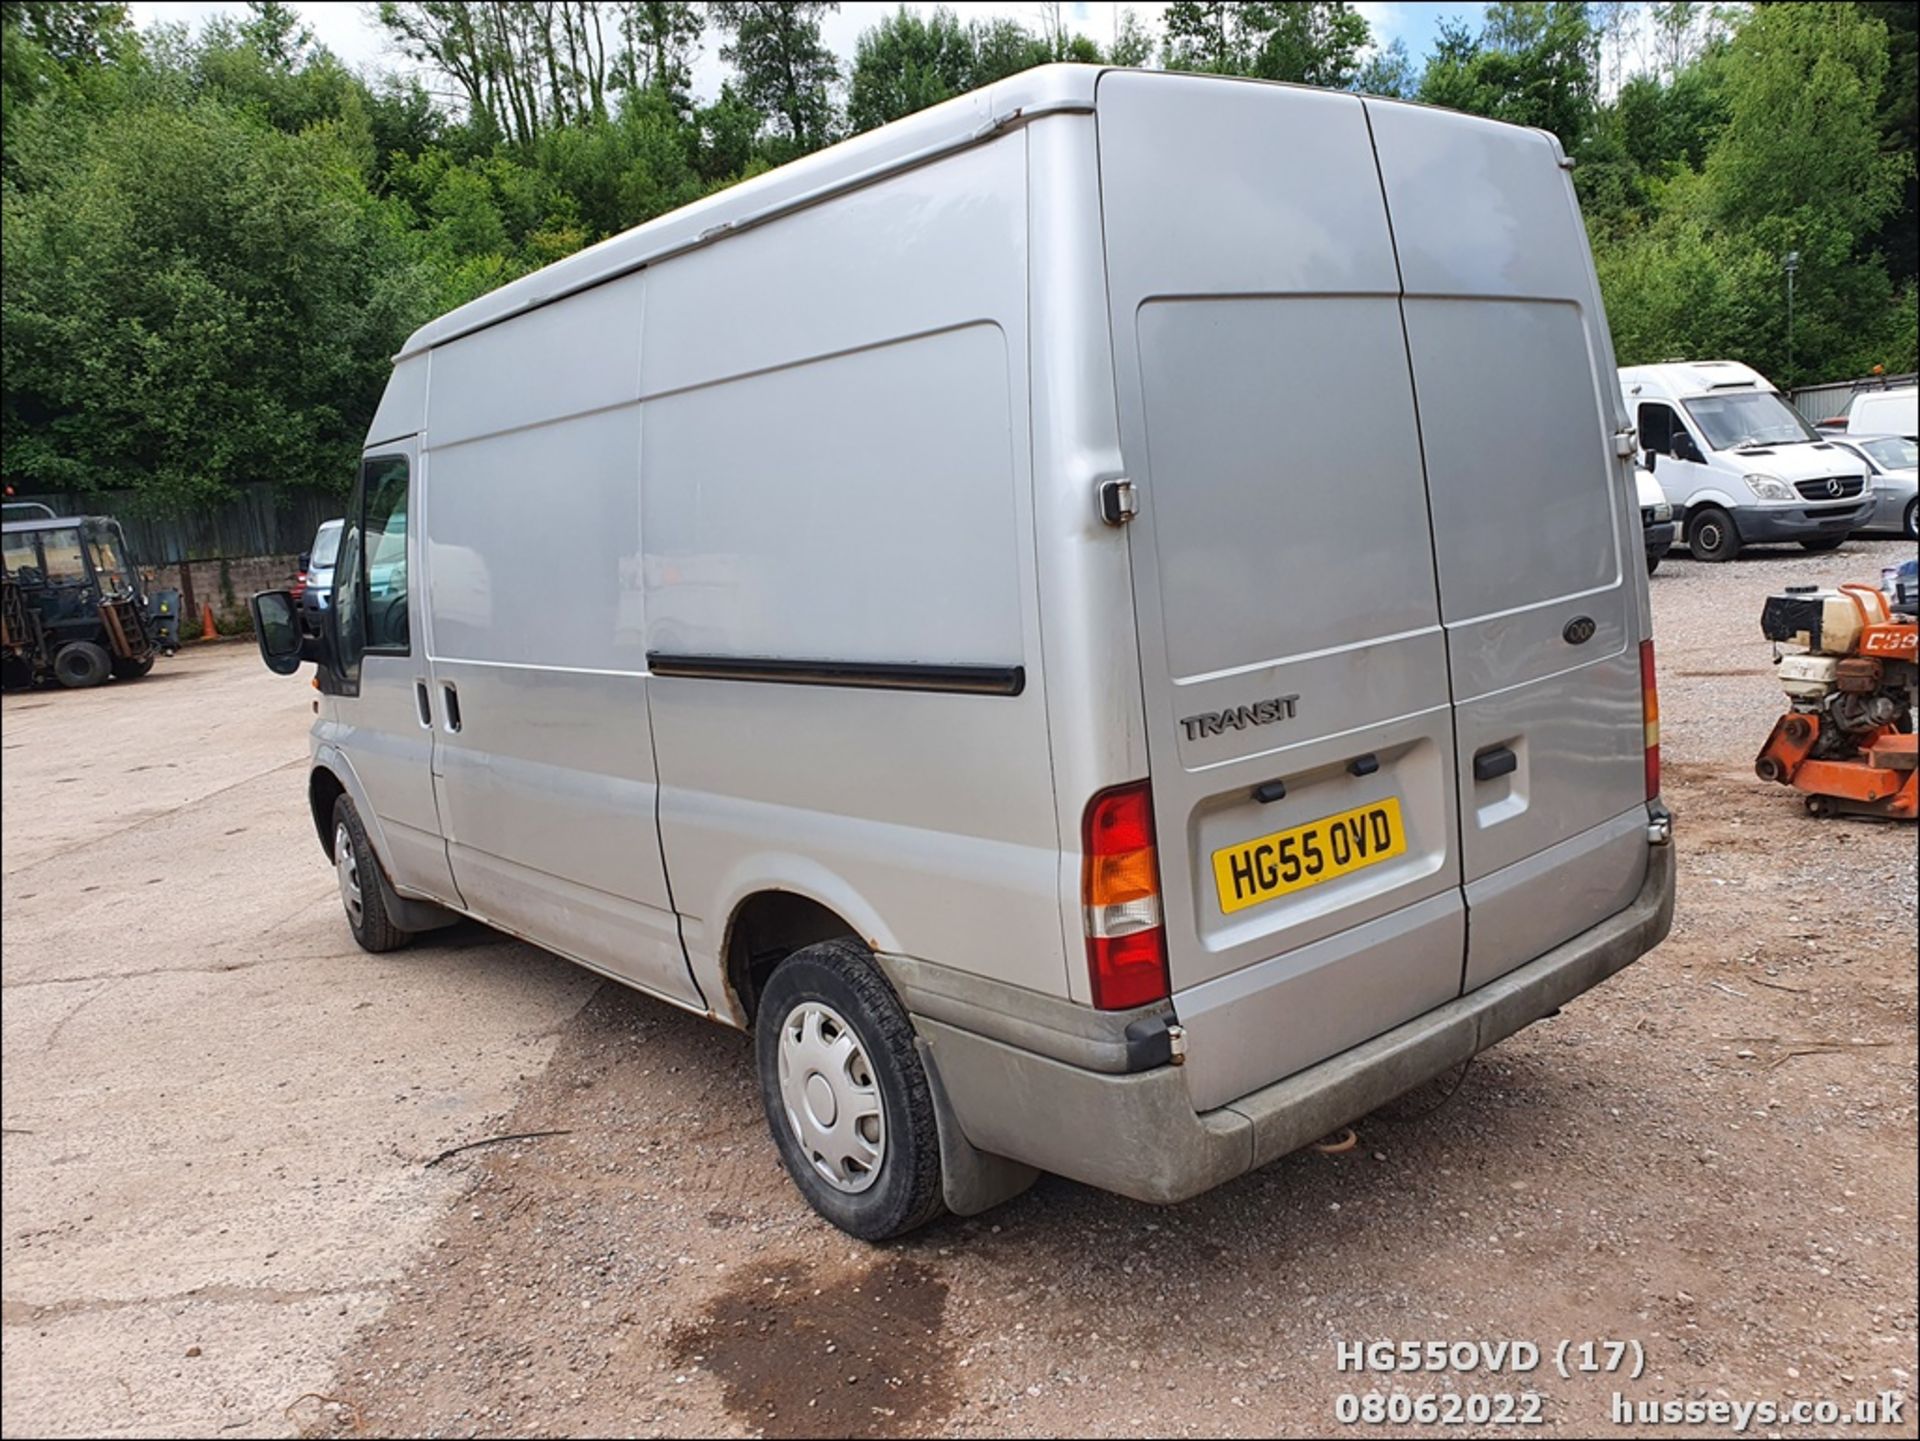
[334, 822, 364, 929]
[776, 1001, 885, 1193]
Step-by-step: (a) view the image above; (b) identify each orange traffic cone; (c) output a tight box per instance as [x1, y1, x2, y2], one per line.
[200, 603, 218, 640]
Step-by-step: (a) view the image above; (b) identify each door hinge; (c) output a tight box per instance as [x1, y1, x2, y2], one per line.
[1614, 426, 1639, 459]
[1097, 478, 1138, 526]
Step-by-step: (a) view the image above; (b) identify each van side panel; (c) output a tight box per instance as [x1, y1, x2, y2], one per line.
[419, 272, 704, 1008]
[642, 134, 1068, 1001]
[1363, 102, 1650, 989]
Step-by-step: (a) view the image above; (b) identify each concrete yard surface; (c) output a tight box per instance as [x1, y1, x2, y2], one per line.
[1, 645, 599, 1436]
[3, 539, 1917, 1438]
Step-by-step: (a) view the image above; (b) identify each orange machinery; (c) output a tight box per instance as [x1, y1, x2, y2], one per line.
[1755, 581, 1917, 819]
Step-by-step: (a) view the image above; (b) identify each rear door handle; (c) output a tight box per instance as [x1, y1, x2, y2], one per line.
[441, 682, 462, 733]
[414, 680, 432, 728]
[1473, 745, 1517, 782]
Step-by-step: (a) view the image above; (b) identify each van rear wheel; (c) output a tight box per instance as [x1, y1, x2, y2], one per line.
[331, 794, 411, 953]
[1687, 506, 1740, 563]
[755, 939, 946, 1241]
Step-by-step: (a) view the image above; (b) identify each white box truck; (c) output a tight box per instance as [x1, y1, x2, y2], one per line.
[251, 66, 1675, 1239]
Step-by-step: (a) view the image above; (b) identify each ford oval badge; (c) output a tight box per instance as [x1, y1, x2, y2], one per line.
[1563, 616, 1597, 645]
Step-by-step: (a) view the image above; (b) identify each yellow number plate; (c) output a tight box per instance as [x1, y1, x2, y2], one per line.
[1212, 797, 1407, 915]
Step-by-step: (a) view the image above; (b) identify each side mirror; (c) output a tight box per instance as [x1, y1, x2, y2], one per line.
[297, 551, 311, 573]
[1643, 450, 1657, 472]
[1672, 432, 1703, 463]
[250, 590, 307, 675]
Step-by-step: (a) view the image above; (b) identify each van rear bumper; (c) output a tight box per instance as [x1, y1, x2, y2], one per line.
[914, 839, 1674, 1206]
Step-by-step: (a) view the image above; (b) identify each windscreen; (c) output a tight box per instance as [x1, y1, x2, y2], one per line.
[1684, 390, 1815, 450]
[87, 527, 132, 593]
[1861, 436, 1917, 471]
[311, 522, 343, 567]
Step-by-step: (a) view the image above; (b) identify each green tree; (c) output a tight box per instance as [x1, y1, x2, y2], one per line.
[1161, 0, 1256, 72]
[1418, 3, 1599, 151]
[2, 98, 432, 504]
[1599, 2, 1911, 384]
[1852, 1, 1916, 283]
[711, 0, 840, 152]
[968, 17, 1049, 84]
[1, 1, 133, 142]
[847, 7, 974, 133]
[609, 1, 704, 111]
[1109, 8, 1155, 68]
[1255, 1, 1369, 87]
[1162, 1, 1369, 84]
[1354, 37, 1416, 98]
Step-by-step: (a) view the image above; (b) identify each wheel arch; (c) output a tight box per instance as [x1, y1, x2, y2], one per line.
[719, 885, 887, 1027]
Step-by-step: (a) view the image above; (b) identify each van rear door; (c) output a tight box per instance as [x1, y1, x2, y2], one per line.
[1361, 100, 1651, 993]
[1095, 73, 1466, 1111]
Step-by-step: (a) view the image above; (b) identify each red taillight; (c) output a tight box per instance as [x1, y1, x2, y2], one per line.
[1640, 638, 1661, 800]
[1082, 781, 1169, 1010]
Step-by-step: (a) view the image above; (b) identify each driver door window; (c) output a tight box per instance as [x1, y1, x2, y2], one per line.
[1639, 402, 1683, 459]
[334, 455, 410, 684]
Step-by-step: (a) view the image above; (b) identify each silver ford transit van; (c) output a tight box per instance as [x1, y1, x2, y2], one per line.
[251, 66, 1675, 1240]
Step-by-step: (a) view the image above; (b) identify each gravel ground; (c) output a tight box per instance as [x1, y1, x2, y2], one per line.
[305, 537, 1919, 1439]
[4, 538, 1915, 1440]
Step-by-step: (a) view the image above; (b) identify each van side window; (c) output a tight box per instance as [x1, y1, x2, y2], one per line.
[2, 530, 38, 580]
[1638, 402, 1678, 457]
[361, 457, 410, 653]
[37, 528, 88, 586]
[335, 455, 410, 680]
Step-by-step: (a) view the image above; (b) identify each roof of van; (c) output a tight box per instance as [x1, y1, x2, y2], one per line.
[1619, 360, 1774, 396]
[397, 66, 1557, 360]
[396, 65, 1105, 359]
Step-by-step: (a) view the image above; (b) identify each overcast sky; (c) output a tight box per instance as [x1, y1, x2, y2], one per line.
[127, 2, 1482, 103]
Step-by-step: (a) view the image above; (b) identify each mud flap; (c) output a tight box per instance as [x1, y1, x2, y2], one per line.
[914, 1037, 1039, 1217]
[371, 856, 461, 934]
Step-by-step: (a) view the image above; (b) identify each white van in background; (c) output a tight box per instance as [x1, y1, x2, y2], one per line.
[1637, 467, 1677, 573]
[1619, 361, 1871, 561]
[1838, 385, 1919, 442]
[251, 66, 1675, 1239]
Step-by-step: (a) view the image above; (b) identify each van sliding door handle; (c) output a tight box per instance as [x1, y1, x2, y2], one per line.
[413, 680, 432, 728]
[441, 682, 462, 733]
[1473, 745, 1517, 782]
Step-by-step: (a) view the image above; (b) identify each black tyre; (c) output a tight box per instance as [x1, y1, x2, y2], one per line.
[1687, 506, 1741, 563]
[1646, 554, 1661, 575]
[755, 938, 946, 1241]
[330, 794, 411, 953]
[53, 641, 112, 688]
[111, 655, 156, 680]
[1799, 536, 1845, 553]
[1904, 499, 1917, 541]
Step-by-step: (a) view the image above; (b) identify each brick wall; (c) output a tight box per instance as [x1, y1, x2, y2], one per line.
[160, 554, 300, 635]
